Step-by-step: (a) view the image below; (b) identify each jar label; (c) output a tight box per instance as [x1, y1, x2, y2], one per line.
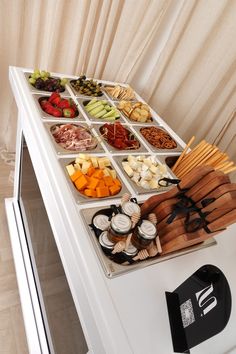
[93, 214, 110, 231]
[112, 214, 131, 233]
[139, 220, 156, 238]
[122, 201, 140, 216]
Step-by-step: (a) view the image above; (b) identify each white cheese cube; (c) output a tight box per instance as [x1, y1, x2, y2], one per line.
[140, 170, 152, 181]
[82, 161, 91, 174]
[99, 157, 111, 167]
[103, 168, 110, 177]
[141, 163, 149, 172]
[149, 178, 159, 189]
[78, 153, 90, 160]
[66, 164, 75, 176]
[131, 172, 140, 183]
[149, 164, 158, 174]
[109, 169, 117, 179]
[140, 179, 150, 189]
[91, 157, 98, 168]
[122, 162, 134, 177]
[75, 157, 85, 165]
[143, 158, 152, 167]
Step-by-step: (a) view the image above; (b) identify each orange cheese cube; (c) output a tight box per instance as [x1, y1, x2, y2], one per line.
[96, 186, 110, 198]
[109, 185, 121, 196]
[103, 176, 114, 187]
[87, 166, 96, 177]
[87, 177, 99, 190]
[70, 170, 83, 182]
[97, 180, 105, 188]
[113, 178, 121, 187]
[92, 169, 104, 179]
[84, 189, 97, 198]
[74, 175, 88, 191]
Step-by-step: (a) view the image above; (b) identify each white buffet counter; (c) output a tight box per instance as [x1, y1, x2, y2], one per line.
[6, 66, 236, 354]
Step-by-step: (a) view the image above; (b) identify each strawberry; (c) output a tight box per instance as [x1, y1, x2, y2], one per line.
[52, 108, 62, 117]
[58, 99, 70, 109]
[48, 92, 60, 103]
[45, 104, 55, 115]
[40, 99, 49, 109]
[63, 107, 75, 118]
[51, 96, 61, 106]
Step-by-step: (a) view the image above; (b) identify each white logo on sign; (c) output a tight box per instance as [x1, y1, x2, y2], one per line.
[195, 283, 217, 316]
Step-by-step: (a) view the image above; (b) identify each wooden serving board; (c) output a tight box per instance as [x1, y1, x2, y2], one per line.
[195, 183, 236, 208]
[141, 165, 214, 216]
[161, 209, 236, 254]
[153, 172, 230, 223]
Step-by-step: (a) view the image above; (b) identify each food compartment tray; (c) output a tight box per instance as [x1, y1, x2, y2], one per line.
[114, 155, 176, 195]
[24, 72, 71, 96]
[59, 157, 130, 204]
[44, 122, 104, 155]
[93, 123, 147, 154]
[77, 98, 125, 123]
[80, 205, 216, 278]
[69, 79, 106, 99]
[114, 101, 156, 125]
[102, 84, 137, 101]
[133, 125, 184, 153]
[32, 94, 85, 121]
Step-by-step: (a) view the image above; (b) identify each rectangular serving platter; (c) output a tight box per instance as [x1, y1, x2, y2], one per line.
[114, 154, 176, 195]
[77, 97, 125, 123]
[80, 205, 217, 278]
[92, 123, 147, 154]
[59, 156, 130, 204]
[24, 72, 71, 96]
[68, 79, 107, 99]
[32, 93, 86, 122]
[133, 125, 184, 153]
[25, 69, 214, 278]
[44, 122, 104, 155]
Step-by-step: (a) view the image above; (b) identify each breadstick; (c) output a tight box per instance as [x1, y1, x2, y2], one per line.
[175, 140, 206, 167]
[172, 136, 195, 172]
[215, 161, 234, 171]
[177, 145, 214, 177]
[224, 166, 236, 174]
[174, 142, 210, 175]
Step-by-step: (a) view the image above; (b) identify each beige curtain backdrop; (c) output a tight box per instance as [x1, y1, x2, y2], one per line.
[1, 0, 235, 171]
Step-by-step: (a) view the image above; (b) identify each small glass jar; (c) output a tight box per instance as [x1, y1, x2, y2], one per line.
[99, 231, 115, 252]
[108, 214, 132, 243]
[122, 243, 138, 258]
[93, 214, 110, 231]
[131, 220, 157, 250]
[121, 201, 140, 217]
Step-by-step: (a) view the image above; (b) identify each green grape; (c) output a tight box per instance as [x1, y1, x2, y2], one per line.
[34, 69, 40, 75]
[29, 77, 36, 85]
[40, 70, 47, 78]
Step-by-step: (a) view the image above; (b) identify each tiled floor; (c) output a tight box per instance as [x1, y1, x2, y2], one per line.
[0, 160, 28, 353]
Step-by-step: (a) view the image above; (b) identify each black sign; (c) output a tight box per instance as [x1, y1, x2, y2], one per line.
[166, 264, 231, 353]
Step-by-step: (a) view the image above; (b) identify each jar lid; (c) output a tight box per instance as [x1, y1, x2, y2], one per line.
[111, 214, 132, 234]
[138, 220, 157, 240]
[122, 244, 138, 257]
[93, 214, 110, 231]
[99, 231, 115, 250]
[122, 201, 140, 217]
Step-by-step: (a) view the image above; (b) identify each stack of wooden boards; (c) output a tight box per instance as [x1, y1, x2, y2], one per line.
[172, 138, 236, 178]
[141, 165, 236, 254]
